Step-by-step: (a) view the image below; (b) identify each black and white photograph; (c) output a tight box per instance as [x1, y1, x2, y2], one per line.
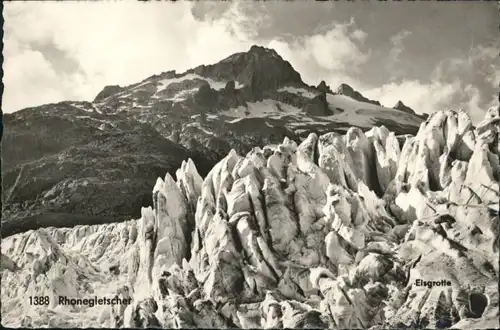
[1, 1, 499, 328]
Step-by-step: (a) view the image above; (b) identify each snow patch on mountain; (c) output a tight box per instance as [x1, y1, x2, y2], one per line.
[216, 95, 422, 132]
[185, 122, 217, 137]
[68, 102, 95, 113]
[325, 94, 422, 127]
[278, 86, 319, 99]
[221, 100, 302, 119]
[156, 74, 244, 94]
[164, 88, 199, 102]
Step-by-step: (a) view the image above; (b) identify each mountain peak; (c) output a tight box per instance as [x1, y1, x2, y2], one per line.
[393, 100, 416, 115]
[335, 83, 380, 106]
[394, 100, 405, 108]
[248, 44, 280, 57]
[317, 80, 333, 94]
[336, 83, 355, 95]
[191, 45, 304, 97]
[94, 85, 123, 102]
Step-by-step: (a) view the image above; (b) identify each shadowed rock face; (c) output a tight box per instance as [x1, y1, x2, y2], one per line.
[191, 45, 304, 97]
[393, 100, 416, 115]
[335, 83, 381, 106]
[303, 93, 333, 116]
[316, 80, 333, 94]
[2, 109, 498, 329]
[393, 100, 429, 121]
[1, 113, 192, 237]
[94, 85, 124, 102]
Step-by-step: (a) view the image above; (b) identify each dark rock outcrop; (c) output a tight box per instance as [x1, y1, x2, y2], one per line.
[303, 92, 333, 116]
[393, 100, 416, 115]
[336, 83, 381, 106]
[193, 83, 218, 111]
[191, 45, 304, 98]
[316, 80, 333, 94]
[94, 85, 124, 102]
[1, 111, 191, 237]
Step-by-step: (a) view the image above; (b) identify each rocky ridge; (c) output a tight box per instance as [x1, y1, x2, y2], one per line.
[2, 108, 499, 329]
[335, 83, 381, 106]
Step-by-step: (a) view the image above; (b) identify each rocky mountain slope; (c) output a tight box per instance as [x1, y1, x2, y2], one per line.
[2, 45, 427, 237]
[1, 105, 499, 328]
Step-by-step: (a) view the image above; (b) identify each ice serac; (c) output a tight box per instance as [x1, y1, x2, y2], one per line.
[1, 108, 498, 329]
[153, 173, 190, 269]
[297, 132, 318, 162]
[344, 128, 372, 188]
[318, 132, 359, 191]
[176, 158, 203, 213]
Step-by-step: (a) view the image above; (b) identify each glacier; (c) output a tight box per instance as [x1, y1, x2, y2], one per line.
[1, 109, 499, 329]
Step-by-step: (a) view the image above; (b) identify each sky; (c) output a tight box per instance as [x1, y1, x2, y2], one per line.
[2, 1, 499, 123]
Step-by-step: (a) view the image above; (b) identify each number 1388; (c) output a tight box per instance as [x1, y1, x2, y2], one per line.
[29, 296, 50, 305]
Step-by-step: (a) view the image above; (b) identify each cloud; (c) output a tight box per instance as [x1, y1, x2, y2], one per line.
[4, 49, 65, 109]
[3, 1, 492, 124]
[299, 18, 370, 74]
[351, 29, 368, 43]
[363, 43, 499, 123]
[2, 2, 369, 113]
[432, 44, 499, 86]
[267, 18, 370, 88]
[364, 80, 458, 111]
[386, 30, 412, 80]
[363, 79, 491, 123]
[2, 2, 253, 112]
